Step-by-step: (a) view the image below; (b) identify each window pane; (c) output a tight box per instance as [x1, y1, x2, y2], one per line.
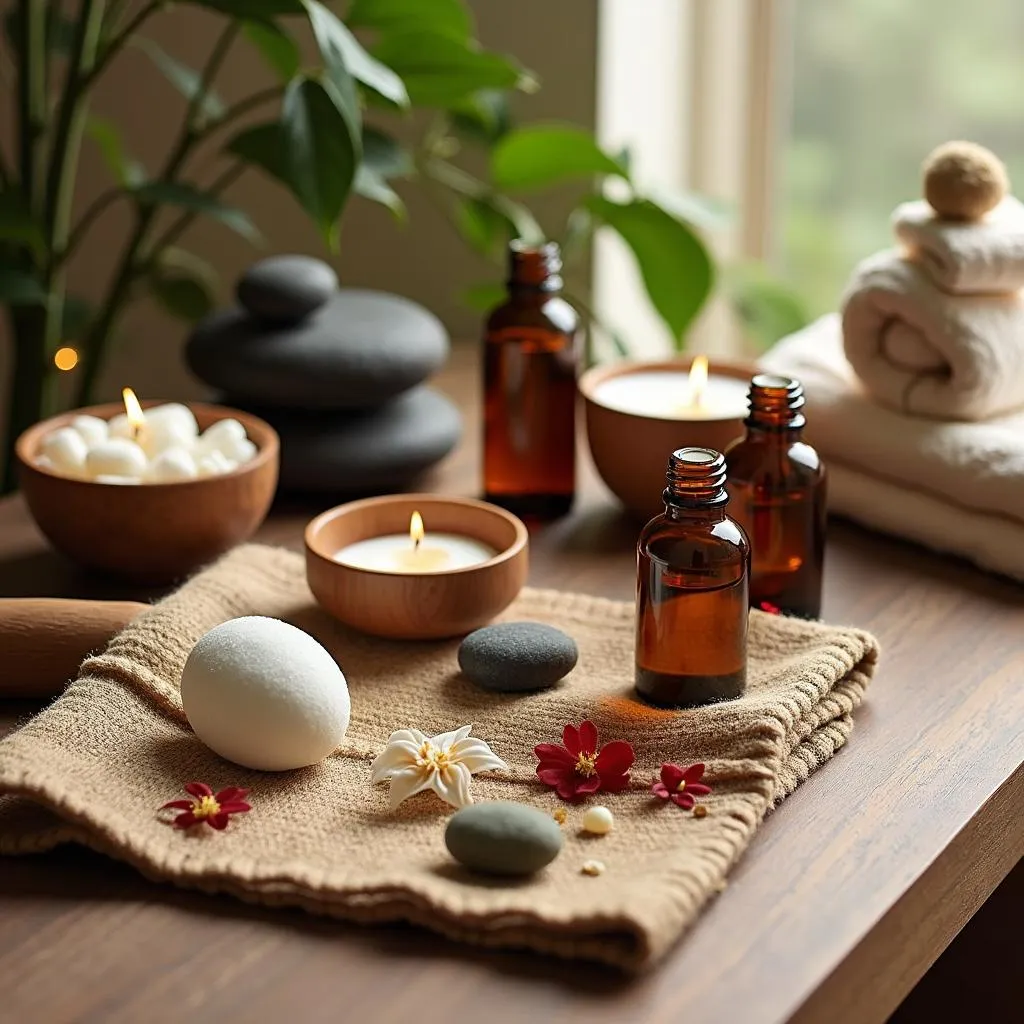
[781, 0, 1024, 316]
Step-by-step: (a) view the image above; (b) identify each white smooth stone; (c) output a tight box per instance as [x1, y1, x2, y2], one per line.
[227, 437, 258, 464]
[40, 427, 88, 476]
[94, 474, 142, 485]
[34, 455, 56, 472]
[582, 806, 614, 835]
[138, 418, 195, 459]
[107, 413, 133, 440]
[85, 439, 147, 479]
[70, 414, 108, 447]
[196, 450, 237, 477]
[144, 402, 199, 440]
[180, 616, 351, 771]
[147, 446, 198, 482]
[198, 418, 247, 454]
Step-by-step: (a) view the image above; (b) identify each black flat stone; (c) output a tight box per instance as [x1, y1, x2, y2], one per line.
[231, 386, 462, 493]
[187, 289, 449, 410]
[458, 621, 579, 692]
[236, 255, 338, 324]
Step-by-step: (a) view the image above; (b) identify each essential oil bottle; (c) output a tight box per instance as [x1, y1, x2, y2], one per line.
[635, 448, 750, 708]
[483, 240, 579, 519]
[725, 374, 826, 618]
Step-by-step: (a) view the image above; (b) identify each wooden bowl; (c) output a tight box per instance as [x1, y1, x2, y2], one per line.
[305, 494, 529, 639]
[16, 401, 279, 583]
[579, 356, 755, 520]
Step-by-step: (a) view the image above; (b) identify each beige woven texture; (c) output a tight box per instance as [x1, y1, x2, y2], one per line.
[0, 545, 879, 970]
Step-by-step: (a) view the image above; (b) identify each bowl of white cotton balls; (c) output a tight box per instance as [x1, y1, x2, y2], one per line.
[15, 398, 278, 582]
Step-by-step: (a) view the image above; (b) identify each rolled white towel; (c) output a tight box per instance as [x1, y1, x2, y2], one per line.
[893, 195, 1024, 295]
[841, 249, 1024, 421]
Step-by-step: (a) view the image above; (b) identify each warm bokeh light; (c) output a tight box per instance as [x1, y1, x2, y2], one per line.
[410, 510, 425, 550]
[53, 347, 79, 371]
[686, 355, 709, 407]
[122, 387, 146, 433]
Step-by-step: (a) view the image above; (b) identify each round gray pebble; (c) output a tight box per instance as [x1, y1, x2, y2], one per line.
[458, 621, 578, 692]
[445, 802, 563, 876]
[236, 255, 338, 323]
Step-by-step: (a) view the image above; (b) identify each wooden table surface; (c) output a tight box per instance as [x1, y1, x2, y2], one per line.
[0, 346, 1021, 1024]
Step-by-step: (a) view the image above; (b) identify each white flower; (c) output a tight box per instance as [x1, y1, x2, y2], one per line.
[370, 725, 508, 811]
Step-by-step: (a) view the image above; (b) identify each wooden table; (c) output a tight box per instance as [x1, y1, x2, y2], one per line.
[1, 347, 1021, 1024]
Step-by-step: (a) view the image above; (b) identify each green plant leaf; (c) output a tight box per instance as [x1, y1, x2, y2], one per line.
[0, 267, 47, 304]
[61, 295, 93, 340]
[371, 32, 522, 107]
[303, 0, 408, 107]
[0, 189, 45, 251]
[149, 271, 216, 322]
[132, 182, 261, 243]
[645, 185, 731, 232]
[347, 0, 472, 40]
[492, 124, 628, 192]
[134, 38, 225, 121]
[354, 166, 405, 219]
[185, 0, 304, 16]
[242, 20, 300, 81]
[362, 126, 413, 178]
[585, 196, 713, 345]
[281, 76, 360, 248]
[460, 280, 505, 311]
[724, 265, 809, 352]
[86, 116, 146, 188]
[450, 89, 511, 146]
[454, 196, 512, 256]
[226, 122, 289, 184]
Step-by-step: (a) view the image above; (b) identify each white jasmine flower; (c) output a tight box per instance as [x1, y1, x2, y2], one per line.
[370, 725, 508, 811]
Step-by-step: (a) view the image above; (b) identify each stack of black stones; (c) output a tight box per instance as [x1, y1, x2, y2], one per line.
[186, 255, 462, 494]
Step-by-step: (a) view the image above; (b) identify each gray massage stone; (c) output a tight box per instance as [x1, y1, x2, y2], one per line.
[458, 621, 578, 692]
[445, 802, 564, 876]
[236, 255, 338, 323]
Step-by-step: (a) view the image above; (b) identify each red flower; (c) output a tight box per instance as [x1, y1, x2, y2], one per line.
[758, 600, 782, 615]
[651, 763, 711, 809]
[161, 782, 251, 831]
[534, 720, 634, 801]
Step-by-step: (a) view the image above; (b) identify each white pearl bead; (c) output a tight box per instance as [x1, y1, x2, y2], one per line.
[40, 427, 88, 477]
[147, 446, 198, 482]
[70, 414, 108, 447]
[582, 806, 614, 835]
[85, 439, 147, 479]
[196, 450, 237, 477]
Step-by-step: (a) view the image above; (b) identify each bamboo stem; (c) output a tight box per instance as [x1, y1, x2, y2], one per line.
[18, 0, 47, 216]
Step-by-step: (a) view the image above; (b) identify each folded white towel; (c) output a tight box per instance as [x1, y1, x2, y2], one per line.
[760, 314, 1024, 581]
[893, 195, 1024, 294]
[841, 250, 1024, 421]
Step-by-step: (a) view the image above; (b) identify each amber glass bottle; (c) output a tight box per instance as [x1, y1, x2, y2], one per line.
[725, 374, 826, 618]
[483, 240, 579, 519]
[635, 448, 751, 708]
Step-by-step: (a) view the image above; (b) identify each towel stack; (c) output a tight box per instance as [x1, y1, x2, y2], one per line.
[762, 142, 1024, 581]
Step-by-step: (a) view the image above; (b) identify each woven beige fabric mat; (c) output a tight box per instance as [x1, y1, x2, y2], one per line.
[0, 545, 879, 970]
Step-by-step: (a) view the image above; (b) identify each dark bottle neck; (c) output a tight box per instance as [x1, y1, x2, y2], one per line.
[507, 240, 563, 294]
[662, 447, 730, 520]
[744, 373, 806, 434]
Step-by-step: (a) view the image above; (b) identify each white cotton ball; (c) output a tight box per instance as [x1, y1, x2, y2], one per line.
[70, 414, 108, 447]
[198, 418, 247, 455]
[107, 413, 133, 440]
[180, 616, 351, 771]
[94, 474, 141, 485]
[85, 439, 147, 479]
[147, 446, 198, 482]
[144, 402, 199, 440]
[40, 427, 88, 477]
[196, 450, 238, 477]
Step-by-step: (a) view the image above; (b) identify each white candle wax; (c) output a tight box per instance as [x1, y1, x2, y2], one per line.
[334, 533, 498, 574]
[593, 370, 749, 420]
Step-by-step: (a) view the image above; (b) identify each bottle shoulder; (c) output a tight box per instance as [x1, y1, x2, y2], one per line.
[639, 512, 750, 563]
[486, 294, 578, 335]
[726, 433, 825, 484]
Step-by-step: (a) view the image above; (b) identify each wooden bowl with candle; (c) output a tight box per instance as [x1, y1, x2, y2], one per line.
[579, 355, 755, 519]
[305, 494, 529, 639]
[15, 399, 278, 583]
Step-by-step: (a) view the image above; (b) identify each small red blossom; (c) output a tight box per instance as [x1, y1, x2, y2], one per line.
[758, 600, 782, 615]
[161, 782, 251, 831]
[534, 720, 634, 802]
[651, 763, 712, 810]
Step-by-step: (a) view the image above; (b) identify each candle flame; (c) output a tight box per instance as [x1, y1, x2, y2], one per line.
[122, 387, 146, 436]
[687, 355, 709, 407]
[410, 511, 425, 551]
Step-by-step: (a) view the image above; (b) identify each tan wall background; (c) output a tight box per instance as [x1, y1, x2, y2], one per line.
[1, 1, 597, 411]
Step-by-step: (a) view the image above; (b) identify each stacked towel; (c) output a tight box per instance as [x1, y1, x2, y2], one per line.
[842, 198, 1024, 421]
[761, 315, 1024, 581]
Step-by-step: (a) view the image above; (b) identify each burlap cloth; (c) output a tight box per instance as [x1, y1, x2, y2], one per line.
[0, 545, 879, 970]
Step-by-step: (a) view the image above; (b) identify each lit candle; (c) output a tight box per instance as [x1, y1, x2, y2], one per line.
[592, 356, 749, 421]
[333, 512, 497, 574]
